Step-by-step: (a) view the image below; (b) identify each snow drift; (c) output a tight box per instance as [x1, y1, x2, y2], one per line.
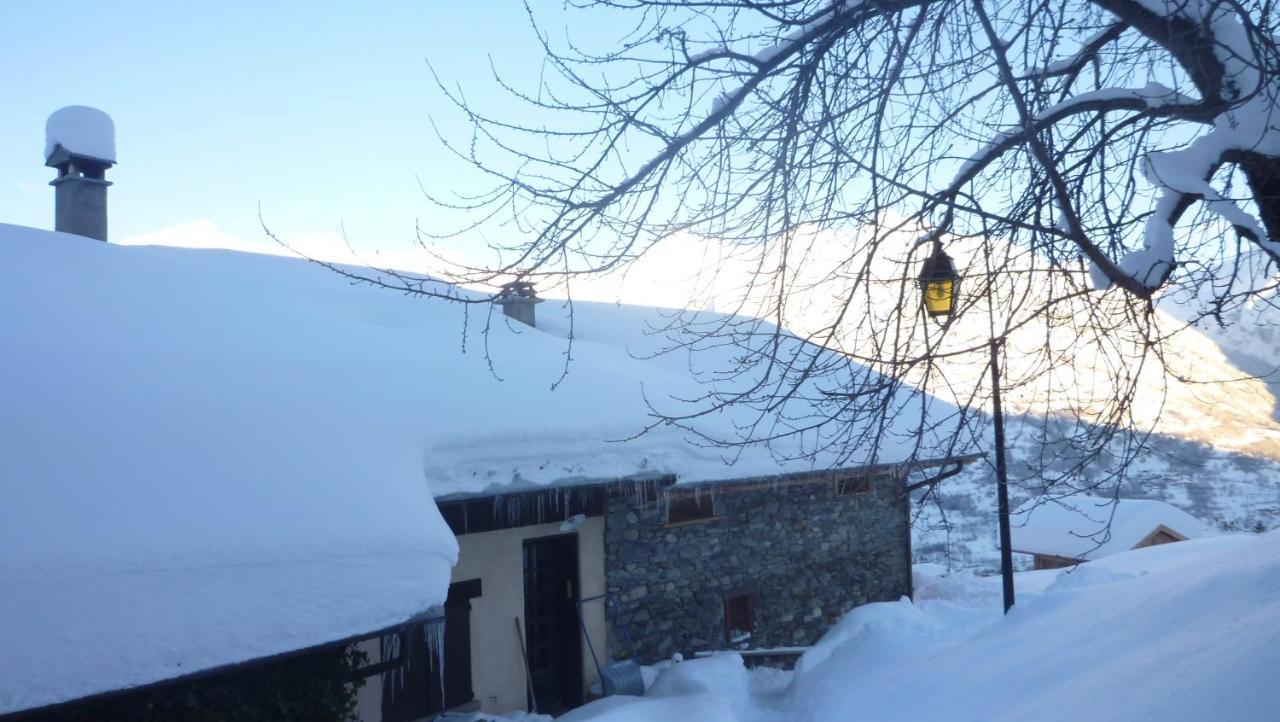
[557, 531, 1280, 722]
[793, 532, 1280, 722]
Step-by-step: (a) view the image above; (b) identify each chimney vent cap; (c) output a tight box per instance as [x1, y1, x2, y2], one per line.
[495, 280, 545, 305]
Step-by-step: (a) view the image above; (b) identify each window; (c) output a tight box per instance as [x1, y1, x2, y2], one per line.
[836, 475, 873, 496]
[723, 592, 755, 647]
[666, 495, 716, 525]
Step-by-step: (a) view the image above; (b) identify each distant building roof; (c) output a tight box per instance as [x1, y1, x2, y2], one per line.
[1011, 495, 1211, 561]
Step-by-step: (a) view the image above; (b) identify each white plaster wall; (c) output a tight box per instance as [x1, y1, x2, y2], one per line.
[457, 517, 606, 714]
[355, 516, 606, 720]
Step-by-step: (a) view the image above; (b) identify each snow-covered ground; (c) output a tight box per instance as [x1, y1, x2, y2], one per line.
[546, 530, 1280, 722]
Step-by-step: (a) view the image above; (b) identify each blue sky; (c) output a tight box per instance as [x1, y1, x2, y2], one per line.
[0, 1, 569, 255]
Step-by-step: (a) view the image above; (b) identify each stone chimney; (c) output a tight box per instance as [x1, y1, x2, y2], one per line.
[495, 280, 544, 328]
[45, 106, 116, 242]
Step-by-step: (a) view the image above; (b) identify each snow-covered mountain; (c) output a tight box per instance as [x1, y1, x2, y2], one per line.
[568, 229, 1280, 571]
[912, 302, 1280, 571]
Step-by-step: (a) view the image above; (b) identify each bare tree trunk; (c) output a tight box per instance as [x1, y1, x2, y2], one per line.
[1239, 154, 1280, 241]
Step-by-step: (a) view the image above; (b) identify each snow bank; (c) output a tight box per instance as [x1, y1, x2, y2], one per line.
[646, 653, 750, 707]
[44, 105, 116, 163]
[557, 532, 1280, 722]
[558, 694, 740, 722]
[794, 532, 1280, 722]
[561, 654, 754, 722]
[1010, 495, 1211, 561]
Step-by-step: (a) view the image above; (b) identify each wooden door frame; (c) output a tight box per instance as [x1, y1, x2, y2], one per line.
[522, 532, 584, 712]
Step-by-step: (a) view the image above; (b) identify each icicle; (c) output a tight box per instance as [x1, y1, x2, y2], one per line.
[425, 615, 447, 701]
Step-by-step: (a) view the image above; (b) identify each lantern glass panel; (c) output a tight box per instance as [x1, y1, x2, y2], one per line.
[924, 279, 954, 316]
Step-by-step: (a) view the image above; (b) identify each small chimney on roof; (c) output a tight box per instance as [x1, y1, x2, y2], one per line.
[45, 106, 116, 242]
[495, 280, 544, 328]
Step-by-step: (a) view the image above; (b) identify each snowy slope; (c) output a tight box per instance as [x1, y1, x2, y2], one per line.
[912, 411, 1280, 571]
[557, 531, 1280, 722]
[793, 533, 1280, 722]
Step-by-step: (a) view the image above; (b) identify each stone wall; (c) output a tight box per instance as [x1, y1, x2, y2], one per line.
[604, 474, 911, 661]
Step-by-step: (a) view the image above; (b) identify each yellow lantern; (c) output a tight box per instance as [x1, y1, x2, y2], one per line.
[919, 243, 959, 318]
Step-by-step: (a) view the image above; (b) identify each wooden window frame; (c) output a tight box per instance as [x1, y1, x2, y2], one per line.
[835, 475, 874, 497]
[723, 591, 756, 647]
[665, 494, 717, 526]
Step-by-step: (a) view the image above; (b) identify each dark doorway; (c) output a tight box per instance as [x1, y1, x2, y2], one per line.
[523, 533, 583, 713]
[381, 578, 482, 722]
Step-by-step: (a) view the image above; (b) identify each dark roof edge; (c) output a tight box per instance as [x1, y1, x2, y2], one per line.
[0, 609, 438, 720]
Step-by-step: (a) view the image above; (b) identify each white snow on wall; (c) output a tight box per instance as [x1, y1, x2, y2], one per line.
[44, 105, 117, 163]
[1010, 495, 1211, 561]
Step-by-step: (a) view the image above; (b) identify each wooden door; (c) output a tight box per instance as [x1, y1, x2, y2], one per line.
[522, 534, 583, 713]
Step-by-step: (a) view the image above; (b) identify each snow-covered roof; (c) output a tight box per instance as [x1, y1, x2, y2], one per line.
[0, 225, 463, 714]
[0, 222, 955, 713]
[1011, 495, 1211, 561]
[44, 105, 116, 164]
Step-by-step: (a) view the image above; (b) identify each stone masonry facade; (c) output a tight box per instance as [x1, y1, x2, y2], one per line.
[604, 473, 911, 661]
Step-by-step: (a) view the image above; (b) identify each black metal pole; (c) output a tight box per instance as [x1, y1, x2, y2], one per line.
[990, 338, 1015, 614]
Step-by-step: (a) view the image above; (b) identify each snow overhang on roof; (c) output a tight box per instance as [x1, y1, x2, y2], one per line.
[0, 222, 966, 711]
[435, 455, 980, 536]
[0, 224, 457, 714]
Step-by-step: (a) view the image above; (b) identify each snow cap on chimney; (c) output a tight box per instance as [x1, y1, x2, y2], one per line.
[45, 106, 116, 165]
